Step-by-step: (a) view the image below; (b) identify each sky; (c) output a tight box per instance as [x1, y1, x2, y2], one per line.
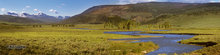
[0, 0, 220, 16]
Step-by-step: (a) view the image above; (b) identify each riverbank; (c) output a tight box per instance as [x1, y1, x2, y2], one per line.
[106, 31, 204, 55]
[146, 29, 220, 55]
[67, 24, 219, 55]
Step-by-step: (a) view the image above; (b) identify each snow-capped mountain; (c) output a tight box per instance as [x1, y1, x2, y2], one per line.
[56, 16, 71, 19]
[64, 16, 71, 19]
[6, 12, 70, 19]
[19, 13, 31, 17]
[7, 12, 19, 17]
[5, 12, 70, 23]
[34, 13, 48, 16]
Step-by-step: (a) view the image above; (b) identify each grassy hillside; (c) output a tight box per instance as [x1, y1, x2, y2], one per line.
[62, 2, 220, 28]
[0, 22, 24, 29]
[164, 14, 220, 28]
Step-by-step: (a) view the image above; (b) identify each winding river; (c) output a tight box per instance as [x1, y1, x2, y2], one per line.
[104, 31, 203, 55]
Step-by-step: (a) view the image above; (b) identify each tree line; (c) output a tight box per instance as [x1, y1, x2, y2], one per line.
[103, 15, 139, 30]
[32, 24, 75, 28]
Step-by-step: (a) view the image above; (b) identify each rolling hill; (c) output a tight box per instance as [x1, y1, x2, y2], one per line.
[62, 2, 220, 28]
[0, 15, 42, 24]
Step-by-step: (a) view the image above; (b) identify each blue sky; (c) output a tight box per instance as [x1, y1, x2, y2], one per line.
[0, 0, 220, 16]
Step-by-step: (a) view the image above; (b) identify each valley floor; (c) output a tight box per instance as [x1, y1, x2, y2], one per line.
[0, 24, 219, 55]
[0, 24, 159, 55]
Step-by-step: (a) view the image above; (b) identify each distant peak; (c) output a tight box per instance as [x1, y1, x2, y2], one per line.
[7, 12, 17, 14]
[7, 12, 19, 16]
[34, 12, 48, 16]
[56, 16, 71, 19]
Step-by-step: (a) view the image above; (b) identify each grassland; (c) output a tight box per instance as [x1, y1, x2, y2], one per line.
[0, 24, 159, 55]
[1, 23, 220, 55]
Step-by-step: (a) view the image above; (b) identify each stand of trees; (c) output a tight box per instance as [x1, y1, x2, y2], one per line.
[52, 24, 75, 27]
[103, 15, 139, 30]
[147, 22, 172, 29]
[33, 25, 42, 28]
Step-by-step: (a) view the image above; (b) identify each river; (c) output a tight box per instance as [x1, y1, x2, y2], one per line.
[104, 31, 203, 55]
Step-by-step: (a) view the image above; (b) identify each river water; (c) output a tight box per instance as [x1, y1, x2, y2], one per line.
[104, 31, 203, 55]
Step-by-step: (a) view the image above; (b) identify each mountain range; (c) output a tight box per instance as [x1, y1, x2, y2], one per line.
[61, 2, 220, 28]
[4, 12, 70, 23]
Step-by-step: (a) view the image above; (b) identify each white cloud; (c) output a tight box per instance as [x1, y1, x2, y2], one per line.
[23, 6, 31, 11]
[33, 9, 42, 13]
[25, 6, 31, 8]
[49, 9, 58, 14]
[8, 10, 17, 13]
[34, 9, 38, 11]
[1, 8, 6, 12]
[21, 11, 26, 13]
[56, 3, 66, 8]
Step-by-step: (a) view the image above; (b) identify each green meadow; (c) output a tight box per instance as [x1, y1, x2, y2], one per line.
[1, 16, 220, 55]
[0, 24, 159, 55]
